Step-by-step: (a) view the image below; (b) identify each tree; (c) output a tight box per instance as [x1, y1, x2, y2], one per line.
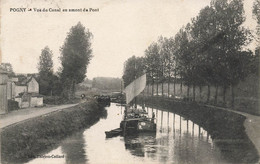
[60, 22, 93, 99]
[92, 77, 121, 90]
[122, 56, 145, 87]
[253, 0, 260, 24]
[251, 0, 260, 77]
[159, 37, 175, 97]
[191, 6, 216, 102]
[37, 46, 62, 96]
[211, 0, 252, 106]
[173, 29, 186, 96]
[189, 0, 252, 105]
[37, 46, 54, 95]
[174, 26, 194, 100]
[38, 46, 54, 73]
[138, 0, 253, 108]
[144, 43, 160, 96]
[253, 0, 260, 54]
[0, 63, 15, 76]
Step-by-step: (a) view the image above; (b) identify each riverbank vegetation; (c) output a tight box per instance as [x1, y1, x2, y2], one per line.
[140, 96, 259, 163]
[43, 96, 81, 105]
[123, 0, 259, 115]
[1, 100, 106, 164]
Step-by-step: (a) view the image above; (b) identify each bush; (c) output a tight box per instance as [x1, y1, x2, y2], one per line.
[43, 96, 81, 105]
[8, 100, 19, 111]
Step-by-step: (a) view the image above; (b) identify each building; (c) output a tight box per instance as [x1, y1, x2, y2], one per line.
[15, 92, 43, 108]
[5, 75, 43, 109]
[0, 62, 43, 111]
[14, 76, 43, 108]
[13, 76, 39, 96]
[0, 70, 8, 114]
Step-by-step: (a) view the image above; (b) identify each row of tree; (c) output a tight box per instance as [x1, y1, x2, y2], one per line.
[37, 22, 93, 99]
[92, 77, 122, 91]
[123, 0, 259, 107]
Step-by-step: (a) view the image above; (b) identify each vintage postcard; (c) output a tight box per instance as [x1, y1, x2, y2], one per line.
[0, 0, 259, 163]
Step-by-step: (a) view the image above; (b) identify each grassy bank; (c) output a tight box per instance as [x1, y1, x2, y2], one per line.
[139, 96, 259, 163]
[43, 96, 81, 105]
[1, 100, 107, 164]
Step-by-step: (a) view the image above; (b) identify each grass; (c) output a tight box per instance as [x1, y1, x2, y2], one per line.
[1, 100, 107, 164]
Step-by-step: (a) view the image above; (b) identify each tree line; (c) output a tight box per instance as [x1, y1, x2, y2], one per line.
[123, 0, 259, 107]
[37, 22, 93, 99]
[92, 77, 122, 91]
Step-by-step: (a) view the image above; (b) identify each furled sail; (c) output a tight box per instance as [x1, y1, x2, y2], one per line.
[124, 74, 146, 104]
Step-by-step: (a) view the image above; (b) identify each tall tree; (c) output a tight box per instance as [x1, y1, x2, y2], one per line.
[157, 36, 167, 97]
[38, 46, 54, 73]
[159, 37, 175, 97]
[122, 56, 145, 87]
[191, 6, 216, 102]
[60, 22, 93, 98]
[144, 43, 160, 96]
[175, 27, 194, 100]
[173, 30, 185, 96]
[211, 0, 252, 106]
[37, 46, 56, 95]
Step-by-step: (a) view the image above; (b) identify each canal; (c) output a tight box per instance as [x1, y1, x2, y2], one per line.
[26, 103, 255, 164]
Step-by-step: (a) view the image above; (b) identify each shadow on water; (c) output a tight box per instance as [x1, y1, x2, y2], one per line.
[61, 130, 88, 164]
[60, 108, 107, 164]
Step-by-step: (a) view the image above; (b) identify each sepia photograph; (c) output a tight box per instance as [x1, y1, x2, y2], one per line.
[0, 0, 259, 163]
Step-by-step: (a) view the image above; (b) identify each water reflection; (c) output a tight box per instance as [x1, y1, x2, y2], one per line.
[27, 103, 257, 164]
[124, 133, 157, 157]
[121, 106, 220, 163]
[61, 131, 87, 164]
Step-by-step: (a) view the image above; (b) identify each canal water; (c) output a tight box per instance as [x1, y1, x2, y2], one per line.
[26, 103, 245, 164]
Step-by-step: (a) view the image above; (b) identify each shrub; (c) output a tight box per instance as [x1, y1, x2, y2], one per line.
[8, 100, 19, 111]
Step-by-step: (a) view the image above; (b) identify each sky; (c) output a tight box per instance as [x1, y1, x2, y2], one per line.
[1, 0, 257, 79]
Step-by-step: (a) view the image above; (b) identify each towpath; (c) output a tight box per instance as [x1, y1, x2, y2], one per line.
[206, 105, 260, 163]
[0, 104, 78, 129]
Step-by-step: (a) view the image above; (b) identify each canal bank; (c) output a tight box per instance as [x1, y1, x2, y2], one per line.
[1, 100, 107, 164]
[139, 96, 259, 163]
[206, 104, 260, 164]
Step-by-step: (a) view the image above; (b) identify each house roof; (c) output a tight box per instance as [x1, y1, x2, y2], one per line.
[14, 76, 37, 86]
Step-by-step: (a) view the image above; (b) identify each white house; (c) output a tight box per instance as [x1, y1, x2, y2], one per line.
[15, 92, 43, 108]
[10, 76, 43, 108]
[27, 77, 39, 93]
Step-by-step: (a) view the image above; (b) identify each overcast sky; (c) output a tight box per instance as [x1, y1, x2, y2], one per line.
[1, 0, 257, 79]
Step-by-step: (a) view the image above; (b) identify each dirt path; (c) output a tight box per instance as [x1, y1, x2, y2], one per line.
[206, 105, 260, 163]
[0, 104, 78, 129]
